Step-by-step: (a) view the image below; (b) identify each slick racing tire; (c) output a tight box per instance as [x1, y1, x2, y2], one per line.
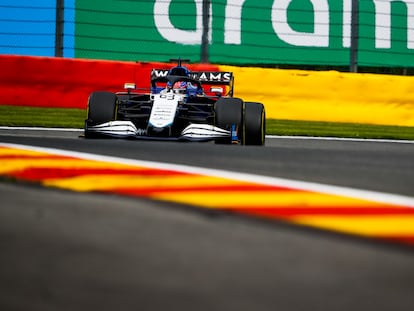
[87, 91, 118, 125]
[244, 102, 266, 146]
[214, 97, 244, 144]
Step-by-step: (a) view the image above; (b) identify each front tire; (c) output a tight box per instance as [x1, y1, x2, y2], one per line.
[214, 97, 244, 144]
[85, 91, 117, 138]
[244, 102, 265, 145]
[86, 91, 117, 125]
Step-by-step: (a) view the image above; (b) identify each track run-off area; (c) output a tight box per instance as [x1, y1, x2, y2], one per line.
[1, 127, 414, 310]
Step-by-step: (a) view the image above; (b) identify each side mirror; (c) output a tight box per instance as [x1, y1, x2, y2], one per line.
[124, 83, 136, 90]
[210, 87, 223, 94]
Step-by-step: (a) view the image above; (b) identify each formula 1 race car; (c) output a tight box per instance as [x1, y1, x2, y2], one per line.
[84, 59, 265, 145]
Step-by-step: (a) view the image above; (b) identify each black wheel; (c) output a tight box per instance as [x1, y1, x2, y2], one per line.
[85, 91, 117, 138]
[244, 102, 265, 145]
[86, 91, 117, 125]
[214, 98, 244, 144]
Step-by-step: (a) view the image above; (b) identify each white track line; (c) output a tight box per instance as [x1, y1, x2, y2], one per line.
[0, 126, 83, 132]
[2, 142, 414, 208]
[267, 135, 414, 144]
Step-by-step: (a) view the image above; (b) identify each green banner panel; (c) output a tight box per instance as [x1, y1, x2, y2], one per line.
[75, 0, 414, 67]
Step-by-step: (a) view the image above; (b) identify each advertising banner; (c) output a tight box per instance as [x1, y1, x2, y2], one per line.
[58, 0, 414, 67]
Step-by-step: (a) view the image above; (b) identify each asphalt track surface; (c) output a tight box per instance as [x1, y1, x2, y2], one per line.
[1, 128, 414, 311]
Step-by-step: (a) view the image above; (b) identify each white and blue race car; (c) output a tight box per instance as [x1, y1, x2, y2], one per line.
[84, 59, 265, 145]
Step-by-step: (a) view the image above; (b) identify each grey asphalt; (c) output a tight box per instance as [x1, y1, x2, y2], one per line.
[1, 130, 414, 311]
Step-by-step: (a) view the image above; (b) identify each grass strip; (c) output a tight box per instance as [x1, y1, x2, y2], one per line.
[267, 119, 414, 140]
[0, 105, 85, 128]
[1, 105, 414, 140]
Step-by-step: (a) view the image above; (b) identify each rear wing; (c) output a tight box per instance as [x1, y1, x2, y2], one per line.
[151, 69, 234, 96]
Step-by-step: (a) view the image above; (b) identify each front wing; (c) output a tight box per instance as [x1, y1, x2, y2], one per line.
[85, 121, 231, 142]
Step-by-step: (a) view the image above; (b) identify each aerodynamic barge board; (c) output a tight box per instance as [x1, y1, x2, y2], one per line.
[2, 143, 414, 247]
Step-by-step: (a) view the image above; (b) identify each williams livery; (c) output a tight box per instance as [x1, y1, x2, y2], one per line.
[84, 59, 265, 145]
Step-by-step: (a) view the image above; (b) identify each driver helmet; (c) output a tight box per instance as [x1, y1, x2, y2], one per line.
[173, 81, 187, 89]
[166, 80, 187, 93]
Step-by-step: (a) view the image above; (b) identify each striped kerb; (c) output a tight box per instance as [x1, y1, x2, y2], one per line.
[1, 145, 414, 247]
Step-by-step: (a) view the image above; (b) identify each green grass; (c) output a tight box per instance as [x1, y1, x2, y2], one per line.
[1, 105, 414, 140]
[267, 119, 414, 140]
[0, 105, 85, 128]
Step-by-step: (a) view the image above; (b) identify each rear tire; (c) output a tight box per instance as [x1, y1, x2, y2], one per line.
[244, 102, 265, 145]
[214, 98, 244, 144]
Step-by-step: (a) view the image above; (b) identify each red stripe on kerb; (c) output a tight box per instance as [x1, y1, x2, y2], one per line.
[111, 184, 297, 196]
[227, 206, 414, 218]
[9, 167, 190, 181]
